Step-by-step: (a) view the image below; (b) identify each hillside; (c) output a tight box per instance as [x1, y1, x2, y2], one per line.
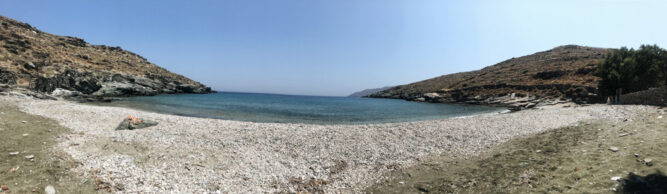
[369, 45, 611, 109]
[0, 15, 211, 99]
[348, 86, 392, 97]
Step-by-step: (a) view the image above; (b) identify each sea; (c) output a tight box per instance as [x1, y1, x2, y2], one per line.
[100, 92, 505, 124]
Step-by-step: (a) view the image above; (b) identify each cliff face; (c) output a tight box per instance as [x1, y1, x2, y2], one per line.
[370, 45, 611, 109]
[0, 15, 211, 99]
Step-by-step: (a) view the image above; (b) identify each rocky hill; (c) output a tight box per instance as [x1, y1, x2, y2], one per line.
[369, 45, 611, 109]
[348, 86, 393, 97]
[0, 15, 211, 99]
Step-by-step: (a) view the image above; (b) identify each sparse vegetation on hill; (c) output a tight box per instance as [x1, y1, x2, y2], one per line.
[0, 15, 211, 99]
[370, 45, 611, 107]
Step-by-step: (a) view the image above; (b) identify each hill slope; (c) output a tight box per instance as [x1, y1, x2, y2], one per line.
[0, 15, 211, 98]
[369, 45, 610, 109]
[348, 86, 393, 97]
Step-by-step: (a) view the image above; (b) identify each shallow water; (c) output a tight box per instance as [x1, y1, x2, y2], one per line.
[99, 92, 505, 124]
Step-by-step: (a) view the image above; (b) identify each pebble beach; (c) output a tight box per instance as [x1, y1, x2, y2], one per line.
[3, 96, 647, 193]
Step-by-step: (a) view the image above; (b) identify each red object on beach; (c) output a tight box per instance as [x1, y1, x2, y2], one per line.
[127, 115, 143, 124]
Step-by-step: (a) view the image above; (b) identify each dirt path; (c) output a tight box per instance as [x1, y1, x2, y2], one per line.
[366, 105, 667, 193]
[0, 99, 97, 193]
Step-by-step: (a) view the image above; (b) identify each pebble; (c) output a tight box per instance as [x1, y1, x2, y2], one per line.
[609, 146, 619, 152]
[9, 151, 19, 156]
[634, 153, 639, 157]
[45, 185, 56, 194]
[22, 133, 29, 137]
[611, 176, 622, 181]
[21, 120, 27, 123]
[658, 115, 663, 119]
[618, 133, 628, 137]
[398, 181, 405, 185]
[644, 158, 653, 166]
[25, 155, 35, 159]
[48, 129, 53, 132]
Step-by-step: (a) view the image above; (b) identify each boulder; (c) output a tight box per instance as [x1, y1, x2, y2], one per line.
[51, 88, 82, 98]
[115, 116, 158, 130]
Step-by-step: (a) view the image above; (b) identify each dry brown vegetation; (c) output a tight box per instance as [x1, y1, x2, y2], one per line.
[371, 45, 611, 103]
[0, 15, 210, 97]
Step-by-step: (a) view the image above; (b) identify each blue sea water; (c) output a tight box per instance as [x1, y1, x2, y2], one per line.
[102, 92, 505, 124]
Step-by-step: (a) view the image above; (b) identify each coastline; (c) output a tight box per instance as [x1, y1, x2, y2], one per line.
[2, 95, 652, 193]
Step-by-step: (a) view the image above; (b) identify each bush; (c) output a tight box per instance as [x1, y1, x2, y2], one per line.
[596, 45, 667, 97]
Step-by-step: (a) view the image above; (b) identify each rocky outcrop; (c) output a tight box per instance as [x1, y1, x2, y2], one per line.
[0, 15, 212, 99]
[348, 86, 393, 97]
[369, 45, 611, 108]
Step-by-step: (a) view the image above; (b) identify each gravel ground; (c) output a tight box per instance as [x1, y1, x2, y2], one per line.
[5, 96, 644, 193]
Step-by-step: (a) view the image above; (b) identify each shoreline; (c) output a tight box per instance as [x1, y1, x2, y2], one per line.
[2, 95, 651, 193]
[85, 93, 509, 125]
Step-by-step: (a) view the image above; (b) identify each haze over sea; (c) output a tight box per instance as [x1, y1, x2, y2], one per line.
[102, 92, 505, 124]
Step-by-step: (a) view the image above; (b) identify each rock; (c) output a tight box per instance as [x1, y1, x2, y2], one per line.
[115, 116, 158, 130]
[9, 151, 19, 155]
[45, 185, 55, 194]
[398, 181, 405, 185]
[635, 153, 640, 157]
[24, 61, 36, 69]
[22, 133, 29, 137]
[619, 133, 628, 137]
[21, 120, 27, 123]
[25, 155, 34, 159]
[50, 88, 82, 98]
[1, 185, 8, 191]
[659, 115, 663, 119]
[611, 176, 622, 181]
[643, 158, 653, 166]
[609, 146, 619, 152]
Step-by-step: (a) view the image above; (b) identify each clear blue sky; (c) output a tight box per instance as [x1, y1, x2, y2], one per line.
[2, 0, 666, 96]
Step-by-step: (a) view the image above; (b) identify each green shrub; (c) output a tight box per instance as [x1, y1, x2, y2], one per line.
[597, 45, 667, 96]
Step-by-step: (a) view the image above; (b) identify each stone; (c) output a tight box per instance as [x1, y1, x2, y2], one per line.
[22, 133, 29, 137]
[609, 146, 619, 152]
[1, 185, 7, 191]
[50, 88, 82, 98]
[643, 158, 653, 166]
[115, 116, 158, 130]
[9, 151, 19, 156]
[24, 61, 36, 69]
[611, 176, 622, 181]
[21, 120, 27, 123]
[45, 185, 55, 194]
[634, 153, 640, 157]
[25, 155, 34, 159]
[619, 133, 628, 137]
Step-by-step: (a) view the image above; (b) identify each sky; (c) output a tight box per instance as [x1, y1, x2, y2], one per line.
[1, 0, 667, 96]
